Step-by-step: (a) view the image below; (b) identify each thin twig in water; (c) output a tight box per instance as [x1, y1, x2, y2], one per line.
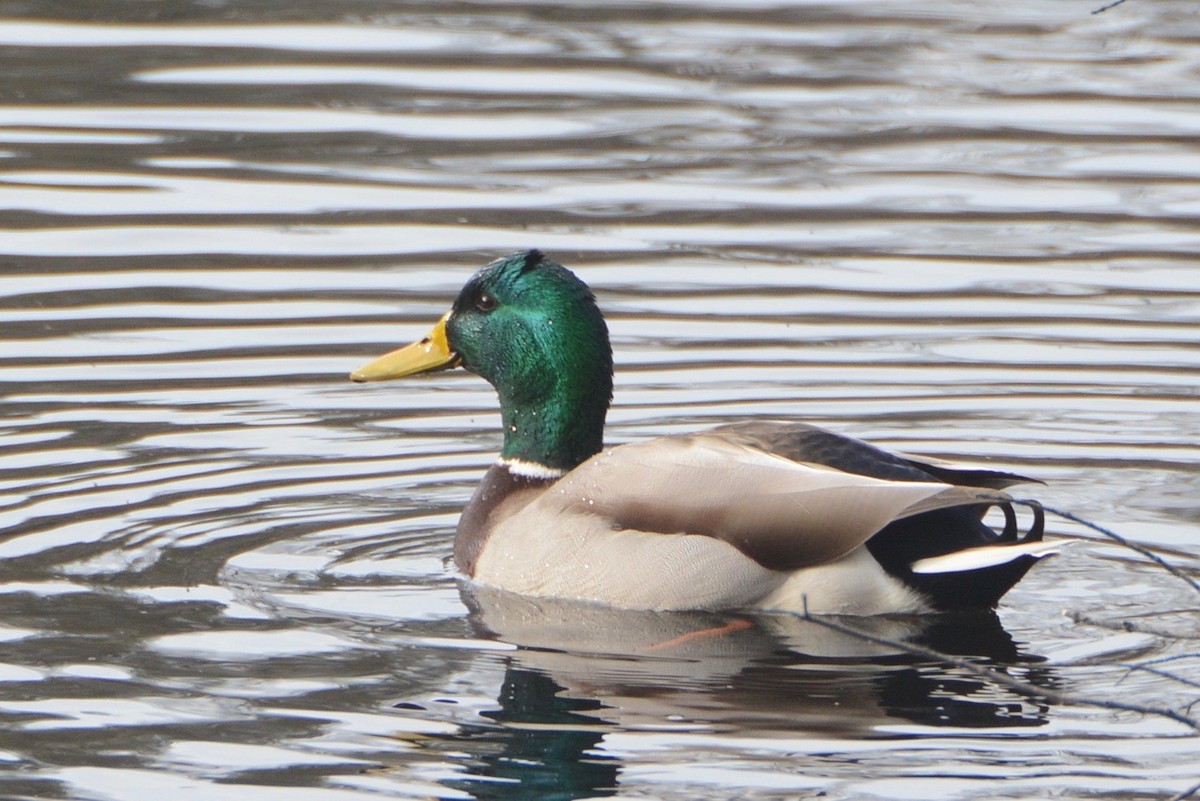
[1119, 664, 1200, 692]
[1136, 653, 1200, 669]
[1014, 500, 1200, 600]
[798, 598, 1200, 734]
[1168, 781, 1200, 801]
[1068, 610, 1200, 640]
[1092, 0, 1131, 13]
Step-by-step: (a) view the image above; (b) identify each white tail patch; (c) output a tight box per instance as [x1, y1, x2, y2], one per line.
[909, 539, 1076, 575]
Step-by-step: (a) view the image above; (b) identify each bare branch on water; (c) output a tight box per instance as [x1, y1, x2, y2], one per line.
[1168, 781, 1200, 801]
[1121, 664, 1200, 693]
[798, 597, 1200, 734]
[795, 499, 1200, 749]
[1068, 610, 1200, 641]
[1013, 500, 1200, 599]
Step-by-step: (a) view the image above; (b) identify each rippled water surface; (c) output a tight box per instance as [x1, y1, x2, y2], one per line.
[2, 1, 1199, 799]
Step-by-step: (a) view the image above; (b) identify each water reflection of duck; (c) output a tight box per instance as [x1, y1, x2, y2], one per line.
[462, 585, 1052, 735]
[434, 585, 1053, 801]
[352, 251, 1064, 615]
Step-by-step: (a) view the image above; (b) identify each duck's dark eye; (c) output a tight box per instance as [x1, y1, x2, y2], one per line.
[475, 292, 497, 312]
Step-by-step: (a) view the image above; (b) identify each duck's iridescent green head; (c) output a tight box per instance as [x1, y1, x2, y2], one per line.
[351, 250, 613, 473]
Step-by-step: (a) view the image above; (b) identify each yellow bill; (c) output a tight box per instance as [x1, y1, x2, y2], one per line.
[350, 312, 460, 382]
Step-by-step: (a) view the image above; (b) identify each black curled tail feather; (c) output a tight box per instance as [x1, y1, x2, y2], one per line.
[991, 499, 1043, 543]
[867, 500, 1049, 611]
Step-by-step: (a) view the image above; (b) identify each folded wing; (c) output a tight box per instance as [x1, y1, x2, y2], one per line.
[540, 433, 1009, 571]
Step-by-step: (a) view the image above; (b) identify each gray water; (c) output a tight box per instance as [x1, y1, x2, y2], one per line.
[1, 2, 1199, 799]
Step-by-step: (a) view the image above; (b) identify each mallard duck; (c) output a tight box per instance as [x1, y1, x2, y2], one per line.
[351, 250, 1063, 615]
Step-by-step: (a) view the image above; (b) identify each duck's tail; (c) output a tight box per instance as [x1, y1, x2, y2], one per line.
[868, 500, 1068, 610]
